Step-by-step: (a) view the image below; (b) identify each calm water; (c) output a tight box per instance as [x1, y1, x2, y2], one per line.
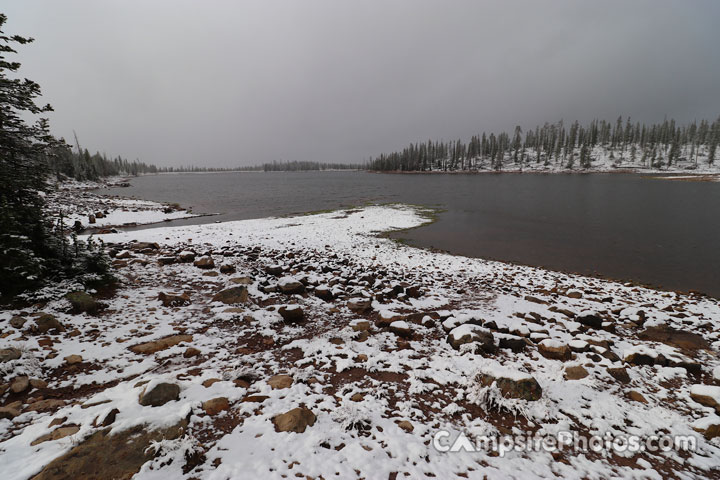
[101, 171, 720, 298]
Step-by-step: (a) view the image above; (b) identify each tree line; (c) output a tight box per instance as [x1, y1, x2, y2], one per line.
[368, 117, 720, 172]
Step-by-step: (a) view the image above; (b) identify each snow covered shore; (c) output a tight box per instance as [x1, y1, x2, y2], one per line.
[1, 205, 720, 479]
[45, 177, 199, 232]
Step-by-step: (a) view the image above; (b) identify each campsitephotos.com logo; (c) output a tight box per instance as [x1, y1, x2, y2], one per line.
[432, 430, 698, 457]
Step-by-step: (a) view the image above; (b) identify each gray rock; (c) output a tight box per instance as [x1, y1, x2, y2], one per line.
[139, 383, 180, 407]
[212, 286, 249, 304]
[0, 347, 21, 363]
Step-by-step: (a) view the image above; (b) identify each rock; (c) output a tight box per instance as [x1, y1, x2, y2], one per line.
[30, 378, 48, 389]
[692, 417, 720, 440]
[193, 256, 215, 269]
[398, 420, 414, 433]
[65, 354, 83, 365]
[183, 347, 201, 358]
[0, 406, 21, 420]
[65, 291, 100, 315]
[566, 289, 583, 299]
[268, 374, 293, 390]
[350, 320, 371, 332]
[202, 397, 230, 415]
[356, 354, 368, 363]
[576, 312, 603, 329]
[524, 295, 548, 305]
[115, 250, 132, 259]
[31, 421, 186, 480]
[212, 286, 249, 304]
[139, 383, 180, 407]
[607, 367, 631, 384]
[347, 297, 372, 313]
[88, 214, 96, 224]
[130, 334, 193, 354]
[9, 316, 26, 329]
[569, 340, 589, 352]
[377, 310, 402, 328]
[34, 314, 65, 334]
[690, 385, 720, 413]
[278, 276, 305, 294]
[405, 286, 423, 298]
[350, 393, 364, 402]
[623, 346, 657, 366]
[272, 406, 316, 433]
[278, 305, 304, 323]
[564, 365, 589, 380]
[219, 264, 236, 274]
[628, 391, 648, 403]
[266, 264, 284, 276]
[389, 320, 412, 338]
[0, 347, 21, 363]
[31, 425, 80, 446]
[26, 399, 65, 412]
[498, 335, 527, 353]
[100, 408, 119, 427]
[447, 325, 495, 353]
[158, 292, 191, 307]
[538, 339, 572, 361]
[10, 376, 29, 394]
[230, 276, 253, 285]
[158, 256, 176, 265]
[478, 371, 542, 401]
[178, 250, 196, 262]
[315, 285, 334, 301]
[132, 242, 160, 251]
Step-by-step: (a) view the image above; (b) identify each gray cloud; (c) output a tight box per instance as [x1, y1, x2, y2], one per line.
[4, 0, 720, 167]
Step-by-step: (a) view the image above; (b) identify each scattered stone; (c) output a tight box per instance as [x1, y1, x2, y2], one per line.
[30, 378, 48, 389]
[130, 334, 193, 354]
[268, 375, 293, 390]
[278, 305, 304, 323]
[692, 417, 720, 440]
[10, 376, 29, 394]
[0, 347, 21, 363]
[10, 316, 26, 329]
[377, 310, 402, 328]
[347, 297, 372, 313]
[628, 391, 648, 404]
[183, 347, 201, 358]
[447, 325, 495, 353]
[497, 335, 527, 353]
[26, 399, 65, 412]
[389, 320, 412, 338]
[566, 289, 583, 299]
[158, 256, 176, 265]
[178, 250, 196, 262]
[623, 346, 657, 366]
[219, 264, 236, 274]
[607, 367, 631, 384]
[115, 250, 132, 259]
[230, 276, 253, 285]
[272, 406, 316, 433]
[65, 354, 83, 365]
[202, 397, 230, 415]
[278, 276, 305, 294]
[538, 339, 572, 361]
[398, 420, 414, 433]
[139, 383, 180, 407]
[132, 242, 160, 251]
[193, 256, 215, 269]
[0, 406, 21, 420]
[100, 408, 119, 427]
[350, 393, 364, 402]
[158, 292, 191, 307]
[31, 425, 80, 446]
[356, 354, 368, 363]
[212, 286, 249, 304]
[524, 295, 548, 305]
[565, 365, 589, 380]
[351, 320, 371, 332]
[34, 314, 65, 334]
[242, 395, 270, 403]
[314, 285, 334, 301]
[690, 385, 720, 413]
[202, 378, 222, 388]
[477, 371, 542, 401]
[576, 312, 603, 329]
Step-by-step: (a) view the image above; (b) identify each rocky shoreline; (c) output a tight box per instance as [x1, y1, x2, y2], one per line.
[1, 204, 720, 479]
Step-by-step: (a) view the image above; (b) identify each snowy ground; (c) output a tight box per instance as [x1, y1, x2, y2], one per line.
[45, 177, 199, 231]
[1, 205, 720, 479]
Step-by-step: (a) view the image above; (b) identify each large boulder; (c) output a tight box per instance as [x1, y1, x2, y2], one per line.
[347, 298, 372, 313]
[690, 385, 720, 413]
[447, 325, 495, 353]
[139, 383, 180, 407]
[272, 406, 316, 433]
[202, 397, 230, 415]
[212, 286, 248, 304]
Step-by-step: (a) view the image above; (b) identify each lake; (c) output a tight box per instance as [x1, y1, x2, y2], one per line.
[101, 171, 720, 298]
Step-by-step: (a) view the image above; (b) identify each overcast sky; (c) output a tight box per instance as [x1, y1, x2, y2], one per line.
[4, 1, 720, 167]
